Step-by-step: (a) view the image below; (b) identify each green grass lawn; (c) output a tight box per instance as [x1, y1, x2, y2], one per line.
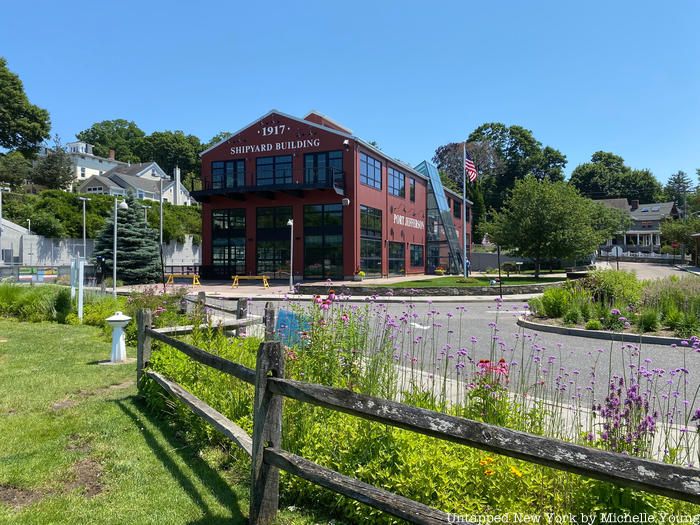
[379, 276, 565, 288]
[0, 320, 322, 524]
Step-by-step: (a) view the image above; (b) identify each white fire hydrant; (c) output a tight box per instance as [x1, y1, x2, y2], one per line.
[106, 311, 132, 363]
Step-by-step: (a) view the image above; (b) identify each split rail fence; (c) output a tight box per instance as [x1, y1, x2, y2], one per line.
[136, 301, 700, 525]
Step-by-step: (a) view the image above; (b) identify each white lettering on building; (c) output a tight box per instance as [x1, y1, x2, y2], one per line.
[393, 213, 424, 230]
[230, 139, 320, 156]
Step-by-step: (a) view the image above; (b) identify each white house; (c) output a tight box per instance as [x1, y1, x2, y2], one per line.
[65, 141, 126, 187]
[77, 162, 193, 205]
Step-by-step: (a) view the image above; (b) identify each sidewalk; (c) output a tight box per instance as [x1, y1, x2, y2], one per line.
[117, 273, 541, 303]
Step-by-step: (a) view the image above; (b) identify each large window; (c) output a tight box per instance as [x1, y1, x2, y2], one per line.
[304, 204, 343, 278]
[453, 199, 461, 219]
[256, 155, 292, 186]
[409, 178, 416, 202]
[410, 244, 424, 267]
[360, 153, 382, 190]
[304, 151, 343, 185]
[212, 209, 246, 276]
[388, 167, 405, 197]
[360, 205, 382, 275]
[212, 160, 245, 189]
[256, 206, 292, 277]
[388, 242, 405, 275]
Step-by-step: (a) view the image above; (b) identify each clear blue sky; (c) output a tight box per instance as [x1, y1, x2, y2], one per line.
[2, 0, 698, 184]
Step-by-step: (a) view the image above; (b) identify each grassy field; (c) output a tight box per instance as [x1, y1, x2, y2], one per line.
[379, 275, 564, 288]
[0, 320, 322, 524]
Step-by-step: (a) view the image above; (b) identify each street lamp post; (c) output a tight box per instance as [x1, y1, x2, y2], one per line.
[26, 219, 32, 267]
[0, 186, 9, 264]
[113, 197, 129, 298]
[78, 197, 90, 258]
[287, 218, 294, 292]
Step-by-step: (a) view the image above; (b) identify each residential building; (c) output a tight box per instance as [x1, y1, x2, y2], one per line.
[191, 109, 470, 280]
[65, 141, 126, 186]
[77, 162, 193, 205]
[598, 198, 679, 254]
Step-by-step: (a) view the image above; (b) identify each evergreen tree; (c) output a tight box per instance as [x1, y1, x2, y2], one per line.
[93, 193, 161, 284]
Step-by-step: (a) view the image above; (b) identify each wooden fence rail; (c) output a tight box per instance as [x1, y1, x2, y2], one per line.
[136, 307, 700, 525]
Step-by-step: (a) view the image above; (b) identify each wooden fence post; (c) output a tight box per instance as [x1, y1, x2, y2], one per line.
[263, 301, 275, 341]
[136, 309, 153, 388]
[250, 341, 285, 525]
[237, 297, 248, 337]
[197, 291, 206, 308]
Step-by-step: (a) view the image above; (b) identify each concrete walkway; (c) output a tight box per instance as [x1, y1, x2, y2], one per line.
[117, 273, 542, 303]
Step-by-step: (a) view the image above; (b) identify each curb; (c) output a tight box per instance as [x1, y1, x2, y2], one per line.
[201, 293, 539, 304]
[516, 317, 687, 346]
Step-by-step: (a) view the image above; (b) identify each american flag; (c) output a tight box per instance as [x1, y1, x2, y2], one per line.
[464, 145, 478, 183]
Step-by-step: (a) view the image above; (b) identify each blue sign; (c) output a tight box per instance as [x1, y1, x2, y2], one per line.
[275, 309, 309, 346]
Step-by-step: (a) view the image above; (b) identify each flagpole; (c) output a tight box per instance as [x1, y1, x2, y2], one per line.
[463, 142, 468, 278]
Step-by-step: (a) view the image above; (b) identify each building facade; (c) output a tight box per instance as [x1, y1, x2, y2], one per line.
[193, 110, 470, 280]
[598, 198, 679, 255]
[65, 141, 126, 186]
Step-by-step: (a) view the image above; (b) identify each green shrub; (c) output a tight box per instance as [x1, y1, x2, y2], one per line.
[54, 288, 72, 324]
[528, 297, 543, 316]
[675, 313, 700, 338]
[636, 309, 660, 333]
[582, 270, 642, 306]
[563, 307, 581, 325]
[663, 309, 683, 331]
[585, 319, 603, 330]
[540, 287, 570, 318]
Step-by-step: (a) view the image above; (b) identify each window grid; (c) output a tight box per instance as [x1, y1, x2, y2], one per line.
[388, 167, 405, 197]
[360, 153, 382, 190]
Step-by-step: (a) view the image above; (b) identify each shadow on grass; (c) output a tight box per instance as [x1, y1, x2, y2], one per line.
[114, 397, 247, 525]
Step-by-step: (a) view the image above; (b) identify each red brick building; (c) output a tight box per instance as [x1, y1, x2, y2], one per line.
[193, 110, 470, 281]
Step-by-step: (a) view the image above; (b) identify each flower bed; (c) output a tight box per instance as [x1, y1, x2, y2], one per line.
[527, 270, 700, 339]
[143, 292, 700, 521]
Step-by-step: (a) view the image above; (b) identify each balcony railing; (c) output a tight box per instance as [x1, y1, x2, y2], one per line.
[190, 167, 344, 200]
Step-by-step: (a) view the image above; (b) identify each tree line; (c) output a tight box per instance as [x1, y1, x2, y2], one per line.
[433, 124, 699, 239]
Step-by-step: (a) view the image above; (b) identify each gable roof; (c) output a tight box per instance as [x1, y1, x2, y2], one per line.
[79, 175, 123, 191]
[108, 173, 160, 193]
[199, 109, 429, 181]
[102, 161, 164, 179]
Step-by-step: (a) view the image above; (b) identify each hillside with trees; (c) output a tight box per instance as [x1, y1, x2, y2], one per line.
[1, 190, 201, 243]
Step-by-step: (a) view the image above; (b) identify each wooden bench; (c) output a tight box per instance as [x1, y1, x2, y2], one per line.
[166, 273, 201, 286]
[231, 275, 270, 288]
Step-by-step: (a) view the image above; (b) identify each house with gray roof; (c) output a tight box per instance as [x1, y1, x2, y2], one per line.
[77, 161, 193, 205]
[598, 198, 679, 254]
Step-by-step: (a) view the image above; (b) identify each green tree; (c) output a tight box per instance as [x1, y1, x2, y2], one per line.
[660, 217, 700, 257]
[481, 176, 616, 277]
[0, 57, 51, 156]
[569, 151, 662, 203]
[137, 130, 202, 182]
[663, 170, 693, 209]
[30, 136, 74, 190]
[203, 131, 233, 150]
[93, 194, 161, 284]
[0, 151, 31, 189]
[76, 119, 145, 162]
[434, 124, 566, 211]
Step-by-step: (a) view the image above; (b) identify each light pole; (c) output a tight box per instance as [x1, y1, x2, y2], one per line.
[0, 186, 9, 264]
[113, 197, 129, 298]
[287, 218, 294, 292]
[26, 219, 32, 267]
[78, 197, 90, 258]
